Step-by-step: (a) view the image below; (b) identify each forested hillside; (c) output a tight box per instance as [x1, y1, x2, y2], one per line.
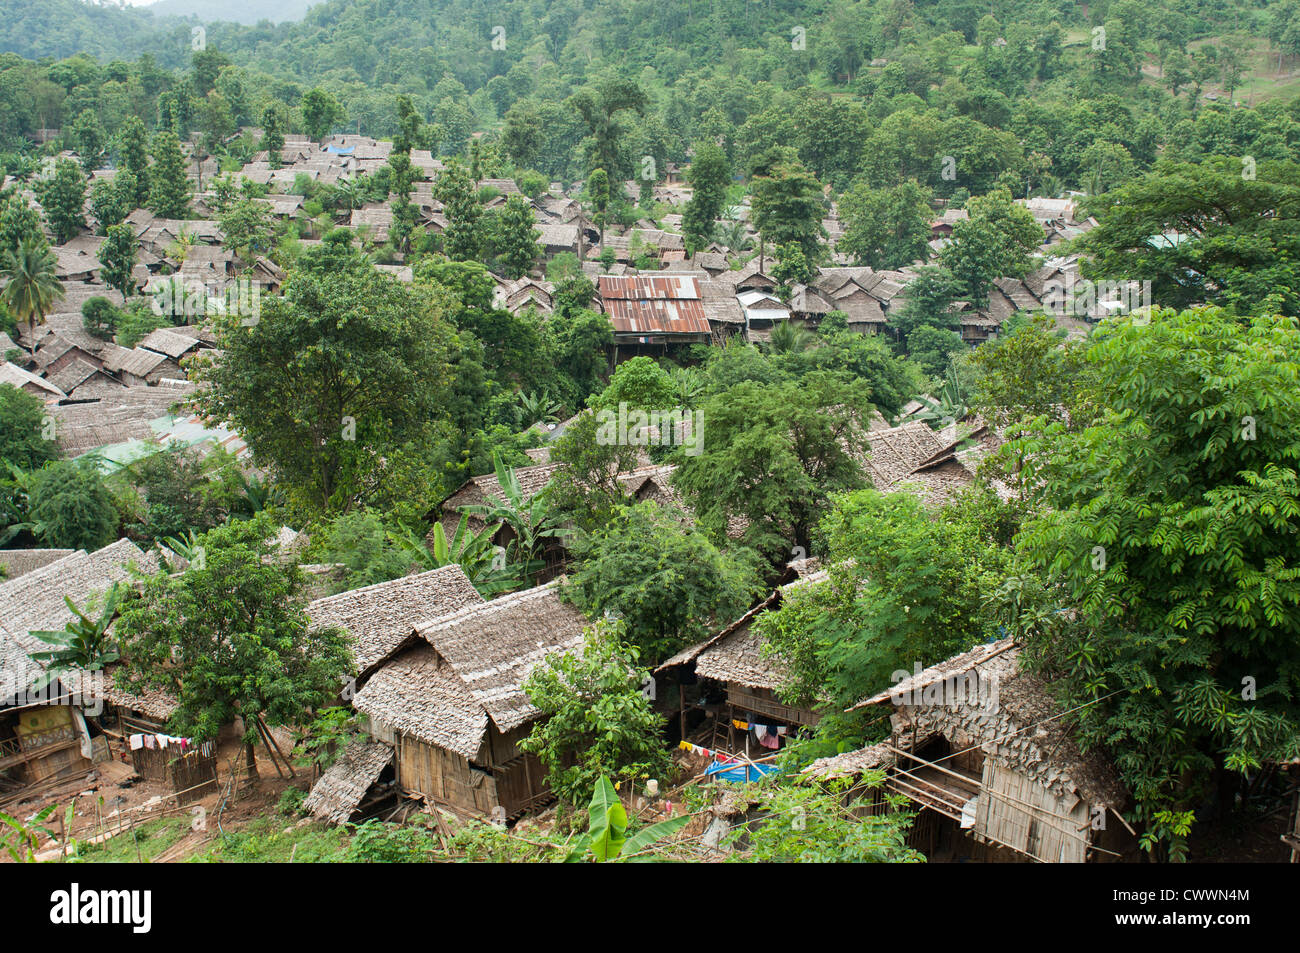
[0, 0, 1297, 870]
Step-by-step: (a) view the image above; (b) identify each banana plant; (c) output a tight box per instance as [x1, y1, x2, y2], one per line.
[29, 583, 125, 682]
[0, 804, 58, 862]
[516, 390, 564, 428]
[460, 455, 569, 579]
[904, 367, 972, 432]
[564, 775, 689, 862]
[388, 515, 525, 598]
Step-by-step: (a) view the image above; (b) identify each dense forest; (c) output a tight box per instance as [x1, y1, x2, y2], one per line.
[0, 0, 1296, 868]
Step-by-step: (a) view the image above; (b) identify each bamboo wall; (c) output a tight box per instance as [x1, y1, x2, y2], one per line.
[397, 733, 500, 816]
[974, 761, 1090, 863]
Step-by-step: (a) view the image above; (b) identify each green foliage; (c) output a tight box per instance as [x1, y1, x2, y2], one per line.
[756, 489, 1013, 715]
[487, 194, 541, 279]
[345, 820, 439, 862]
[673, 372, 870, 558]
[1078, 158, 1300, 318]
[28, 460, 118, 550]
[147, 130, 191, 219]
[750, 148, 827, 268]
[197, 266, 461, 514]
[522, 620, 673, 806]
[565, 501, 762, 663]
[38, 157, 87, 243]
[318, 508, 412, 592]
[839, 179, 934, 270]
[970, 311, 1092, 430]
[80, 295, 122, 341]
[589, 355, 677, 412]
[115, 514, 353, 744]
[0, 803, 58, 863]
[939, 188, 1043, 305]
[1002, 307, 1300, 857]
[683, 142, 730, 253]
[0, 385, 58, 470]
[277, 787, 308, 817]
[2, 235, 64, 344]
[292, 707, 361, 772]
[724, 780, 923, 863]
[459, 454, 567, 582]
[97, 223, 137, 298]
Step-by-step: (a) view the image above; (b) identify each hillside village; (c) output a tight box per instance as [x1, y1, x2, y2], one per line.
[0, 0, 1298, 872]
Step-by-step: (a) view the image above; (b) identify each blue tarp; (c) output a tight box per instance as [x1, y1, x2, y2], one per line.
[705, 760, 781, 783]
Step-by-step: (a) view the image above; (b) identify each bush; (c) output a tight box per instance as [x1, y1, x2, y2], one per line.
[345, 820, 439, 863]
[521, 618, 673, 806]
[0, 386, 58, 470]
[28, 461, 118, 549]
[81, 296, 122, 340]
[278, 787, 308, 817]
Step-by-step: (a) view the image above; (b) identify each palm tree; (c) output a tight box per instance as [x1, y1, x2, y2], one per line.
[2, 236, 63, 355]
[717, 218, 752, 254]
[767, 320, 817, 355]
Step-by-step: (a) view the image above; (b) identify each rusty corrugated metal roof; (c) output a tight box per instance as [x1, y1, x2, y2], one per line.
[598, 275, 711, 335]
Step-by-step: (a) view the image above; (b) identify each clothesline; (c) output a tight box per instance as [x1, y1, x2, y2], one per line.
[128, 732, 193, 753]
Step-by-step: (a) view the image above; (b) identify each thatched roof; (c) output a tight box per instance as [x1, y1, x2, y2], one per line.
[47, 384, 196, 456]
[353, 644, 490, 759]
[0, 541, 160, 699]
[802, 742, 895, 781]
[138, 328, 204, 360]
[306, 565, 485, 674]
[861, 421, 946, 485]
[0, 361, 65, 399]
[353, 582, 587, 759]
[851, 639, 1127, 808]
[302, 740, 393, 825]
[0, 549, 75, 580]
[413, 582, 586, 733]
[101, 345, 174, 380]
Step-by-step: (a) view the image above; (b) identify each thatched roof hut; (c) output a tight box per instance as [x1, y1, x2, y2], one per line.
[813, 639, 1132, 863]
[305, 565, 485, 676]
[352, 581, 587, 818]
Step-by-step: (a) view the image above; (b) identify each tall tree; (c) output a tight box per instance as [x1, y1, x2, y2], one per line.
[301, 88, 343, 144]
[433, 158, 483, 262]
[116, 116, 151, 207]
[491, 194, 541, 279]
[683, 142, 730, 254]
[838, 179, 934, 270]
[98, 223, 137, 298]
[71, 109, 105, 173]
[1002, 308, 1300, 859]
[197, 267, 460, 513]
[260, 105, 285, 171]
[749, 148, 827, 271]
[1078, 158, 1300, 318]
[38, 158, 87, 244]
[567, 79, 647, 181]
[939, 187, 1042, 305]
[116, 515, 352, 777]
[147, 130, 192, 219]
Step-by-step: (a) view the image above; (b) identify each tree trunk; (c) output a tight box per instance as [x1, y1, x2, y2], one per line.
[244, 740, 259, 780]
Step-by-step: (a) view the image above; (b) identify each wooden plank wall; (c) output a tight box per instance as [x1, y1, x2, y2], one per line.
[397, 734, 498, 815]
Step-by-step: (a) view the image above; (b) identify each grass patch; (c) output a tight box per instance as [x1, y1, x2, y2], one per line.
[75, 816, 192, 863]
